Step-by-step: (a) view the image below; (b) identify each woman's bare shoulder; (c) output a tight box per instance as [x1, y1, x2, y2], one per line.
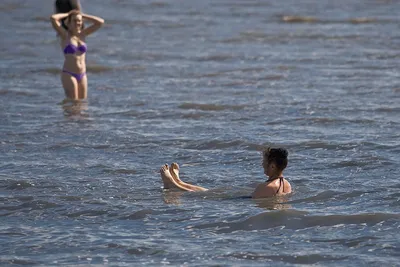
[252, 182, 277, 199]
[283, 178, 292, 193]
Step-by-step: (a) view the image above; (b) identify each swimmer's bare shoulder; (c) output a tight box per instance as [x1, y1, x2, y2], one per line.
[251, 179, 292, 199]
[251, 182, 277, 199]
[283, 179, 292, 194]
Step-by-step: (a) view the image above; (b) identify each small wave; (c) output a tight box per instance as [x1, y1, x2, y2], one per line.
[308, 117, 375, 125]
[159, 22, 186, 29]
[192, 210, 400, 233]
[226, 252, 348, 264]
[0, 231, 28, 237]
[281, 15, 318, 23]
[310, 235, 379, 248]
[126, 247, 149, 255]
[349, 18, 377, 24]
[66, 209, 109, 218]
[194, 54, 235, 62]
[126, 245, 169, 256]
[1, 205, 21, 212]
[293, 140, 340, 150]
[119, 209, 154, 220]
[220, 31, 271, 44]
[6, 180, 34, 190]
[0, 89, 8, 95]
[102, 110, 139, 117]
[0, 89, 38, 97]
[288, 190, 339, 204]
[0, 259, 40, 265]
[19, 200, 60, 210]
[257, 74, 285, 81]
[240, 31, 269, 39]
[108, 243, 127, 249]
[184, 139, 246, 150]
[375, 107, 400, 113]
[178, 103, 245, 111]
[102, 168, 137, 175]
[47, 141, 76, 150]
[197, 67, 264, 78]
[223, 80, 258, 87]
[289, 190, 377, 204]
[281, 15, 379, 24]
[48, 142, 111, 150]
[181, 113, 209, 119]
[58, 196, 83, 201]
[339, 190, 372, 199]
[150, 2, 170, 8]
[214, 1, 270, 7]
[331, 155, 392, 168]
[197, 70, 230, 78]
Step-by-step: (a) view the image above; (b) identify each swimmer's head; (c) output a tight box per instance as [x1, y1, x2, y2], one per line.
[263, 147, 288, 175]
[55, 0, 82, 30]
[66, 10, 84, 33]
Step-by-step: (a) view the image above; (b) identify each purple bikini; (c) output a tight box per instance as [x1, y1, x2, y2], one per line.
[62, 42, 87, 82]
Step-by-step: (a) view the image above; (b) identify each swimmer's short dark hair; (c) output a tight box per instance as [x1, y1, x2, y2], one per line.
[264, 147, 288, 171]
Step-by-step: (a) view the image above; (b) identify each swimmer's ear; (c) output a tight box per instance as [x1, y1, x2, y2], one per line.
[269, 161, 276, 170]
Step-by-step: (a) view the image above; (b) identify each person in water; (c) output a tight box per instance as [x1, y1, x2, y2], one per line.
[50, 5, 104, 100]
[160, 147, 292, 199]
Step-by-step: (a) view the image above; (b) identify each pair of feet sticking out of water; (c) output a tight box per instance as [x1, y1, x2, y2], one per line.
[160, 163, 208, 192]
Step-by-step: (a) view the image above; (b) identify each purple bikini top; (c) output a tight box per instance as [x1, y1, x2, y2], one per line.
[63, 42, 87, 55]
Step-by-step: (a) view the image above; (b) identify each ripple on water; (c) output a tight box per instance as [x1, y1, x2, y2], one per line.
[226, 252, 349, 264]
[178, 102, 246, 111]
[0, 259, 41, 266]
[2, 179, 35, 190]
[192, 210, 400, 233]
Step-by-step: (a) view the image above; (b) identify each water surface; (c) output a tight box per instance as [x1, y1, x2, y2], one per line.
[0, 0, 399, 266]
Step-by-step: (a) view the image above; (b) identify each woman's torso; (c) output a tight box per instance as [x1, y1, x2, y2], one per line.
[61, 35, 87, 73]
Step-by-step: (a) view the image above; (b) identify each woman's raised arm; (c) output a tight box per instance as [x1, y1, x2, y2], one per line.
[50, 12, 70, 39]
[81, 14, 105, 37]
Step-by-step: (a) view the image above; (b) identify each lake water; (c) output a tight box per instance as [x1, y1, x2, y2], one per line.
[0, 0, 399, 266]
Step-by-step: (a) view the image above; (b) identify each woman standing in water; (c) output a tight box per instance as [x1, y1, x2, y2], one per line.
[50, 1, 104, 100]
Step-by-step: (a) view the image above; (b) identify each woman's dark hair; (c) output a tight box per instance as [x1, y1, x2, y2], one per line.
[264, 147, 288, 171]
[55, 0, 80, 30]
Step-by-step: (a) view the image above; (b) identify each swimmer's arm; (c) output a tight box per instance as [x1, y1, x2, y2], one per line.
[172, 179, 206, 192]
[50, 12, 69, 39]
[181, 183, 208, 192]
[251, 183, 276, 199]
[81, 14, 105, 36]
[170, 180, 195, 192]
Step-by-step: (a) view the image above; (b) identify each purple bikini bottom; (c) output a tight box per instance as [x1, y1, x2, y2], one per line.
[62, 69, 86, 82]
